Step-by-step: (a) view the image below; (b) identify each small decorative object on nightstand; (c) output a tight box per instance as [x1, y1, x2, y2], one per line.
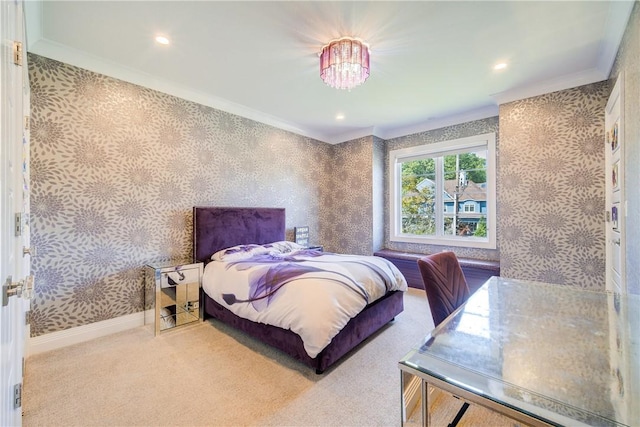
[144, 260, 203, 335]
[294, 226, 310, 247]
[308, 245, 324, 251]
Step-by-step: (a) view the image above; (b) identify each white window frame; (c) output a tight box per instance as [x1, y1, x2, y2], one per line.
[464, 203, 475, 213]
[389, 132, 496, 249]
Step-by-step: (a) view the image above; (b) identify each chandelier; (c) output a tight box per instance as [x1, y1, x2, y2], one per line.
[319, 37, 370, 90]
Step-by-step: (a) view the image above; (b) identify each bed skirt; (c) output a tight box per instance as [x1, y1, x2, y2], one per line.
[203, 290, 404, 374]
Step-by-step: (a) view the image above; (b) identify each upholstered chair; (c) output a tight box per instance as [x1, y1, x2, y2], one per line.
[417, 251, 471, 327]
[418, 251, 472, 426]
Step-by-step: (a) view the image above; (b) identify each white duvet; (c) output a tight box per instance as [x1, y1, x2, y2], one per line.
[202, 245, 407, 358]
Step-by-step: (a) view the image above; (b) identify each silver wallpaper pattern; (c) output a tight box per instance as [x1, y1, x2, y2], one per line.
[321, 136, 376, 256]
[372, 136, 386, 252]
[28, 53, 334, 336]
[499, 82, 610, 289]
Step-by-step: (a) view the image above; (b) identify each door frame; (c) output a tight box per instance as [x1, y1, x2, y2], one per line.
[605, 74, 625, 294]
[1, 0, 31, 425]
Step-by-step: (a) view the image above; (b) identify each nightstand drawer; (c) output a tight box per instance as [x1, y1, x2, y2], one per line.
[160, 267, 200, 288]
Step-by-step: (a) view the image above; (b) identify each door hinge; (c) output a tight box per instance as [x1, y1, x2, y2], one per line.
[13, 41, 23, 66]
[24, 116, 30, 130]
[13, 383, 22, 409]
[3, 275, 34, 306]
[605, 210, 611, 222]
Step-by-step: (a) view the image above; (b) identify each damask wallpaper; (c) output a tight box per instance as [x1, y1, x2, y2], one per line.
[499, 82, 610, 289]
[321, 136, 378, 256]
[28, 53, 335, 336]
[372, 136, 386, 252]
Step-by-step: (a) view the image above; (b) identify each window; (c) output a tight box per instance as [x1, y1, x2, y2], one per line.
[389, 133, 496, 249]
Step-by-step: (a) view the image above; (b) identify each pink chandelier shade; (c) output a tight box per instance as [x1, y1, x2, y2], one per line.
[319, 37, 370, 90]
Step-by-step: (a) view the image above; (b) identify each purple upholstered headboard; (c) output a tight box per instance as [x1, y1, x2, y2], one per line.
[193, 207, 286, 264]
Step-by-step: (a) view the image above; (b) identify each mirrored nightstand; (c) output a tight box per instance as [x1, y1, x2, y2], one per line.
[144, 260, 203, 335]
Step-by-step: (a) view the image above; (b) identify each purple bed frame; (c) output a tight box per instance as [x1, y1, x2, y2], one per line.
[192, 207, 404, 374]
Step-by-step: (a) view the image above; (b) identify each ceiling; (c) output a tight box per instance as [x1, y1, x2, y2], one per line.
[25, 1, 634, 144]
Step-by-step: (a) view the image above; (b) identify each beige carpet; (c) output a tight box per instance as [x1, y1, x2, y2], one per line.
[23, 289, 522, 427]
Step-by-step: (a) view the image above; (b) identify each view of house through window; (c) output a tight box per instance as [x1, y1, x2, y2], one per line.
[390, 133, 496, 249]
[401, 150, 487, 236]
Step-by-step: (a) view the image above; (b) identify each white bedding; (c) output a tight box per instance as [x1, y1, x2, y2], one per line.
[202, 247, 407, 358]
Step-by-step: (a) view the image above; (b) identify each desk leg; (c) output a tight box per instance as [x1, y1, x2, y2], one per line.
[422, 379, 429, 427]
[401, 372, 429, 426]
[400, 371, 406, 427]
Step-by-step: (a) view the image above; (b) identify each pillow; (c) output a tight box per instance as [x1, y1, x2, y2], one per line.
[263, 240, 305, 254]
[211, 241, 306, 262]
[211, 244, 270, 262]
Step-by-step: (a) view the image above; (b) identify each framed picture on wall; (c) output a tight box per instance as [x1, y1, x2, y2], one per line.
[612, 161, 619, 190]
[611, 120, 619, 152]
[612, 205, 619, 230]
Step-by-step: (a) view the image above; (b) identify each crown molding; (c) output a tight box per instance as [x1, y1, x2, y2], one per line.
[24, 0, 43, 50]
[598, 0, 635, 78]
[328, 127, 376, 145]
[490, 68, 606, 106]
[374, 105, 499, 141]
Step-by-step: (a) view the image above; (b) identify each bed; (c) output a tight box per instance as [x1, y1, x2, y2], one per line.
[193, 207, 407, 374]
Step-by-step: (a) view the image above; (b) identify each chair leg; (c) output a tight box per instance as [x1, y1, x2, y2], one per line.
[447, 402, 469, 427]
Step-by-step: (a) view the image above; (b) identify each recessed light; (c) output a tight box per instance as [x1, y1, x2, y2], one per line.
[493, 62, 508, 71]
[155, 35, 170, 45]
[336, 114, 345, 120]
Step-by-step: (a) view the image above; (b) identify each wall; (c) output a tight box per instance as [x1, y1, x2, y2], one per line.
[28, 53, 333, 336]
[609, 1, 640, 294]
[383, 81, 612, 291]
[321, 136, 376, 255]
[372, 136, 386, 252]
[383, 117, 500, 261]
[498, 81, 610, 290]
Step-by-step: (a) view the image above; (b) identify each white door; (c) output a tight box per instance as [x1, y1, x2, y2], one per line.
[605, 75, 625, 294]
[1, 0, 31, 425]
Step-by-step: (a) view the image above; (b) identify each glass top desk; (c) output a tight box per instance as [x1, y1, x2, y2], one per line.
[399, 277, 639, 427]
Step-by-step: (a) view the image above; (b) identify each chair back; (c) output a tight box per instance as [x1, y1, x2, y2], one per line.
[417, 252, 470, 326]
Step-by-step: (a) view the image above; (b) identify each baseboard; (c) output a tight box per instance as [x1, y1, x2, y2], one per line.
[27, 312, 145, 356]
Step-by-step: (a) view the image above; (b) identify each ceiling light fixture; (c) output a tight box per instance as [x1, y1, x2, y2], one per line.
[320, 37, 370, 91]
[493, 62, 508, 70]
[155, 35, 170, 45]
